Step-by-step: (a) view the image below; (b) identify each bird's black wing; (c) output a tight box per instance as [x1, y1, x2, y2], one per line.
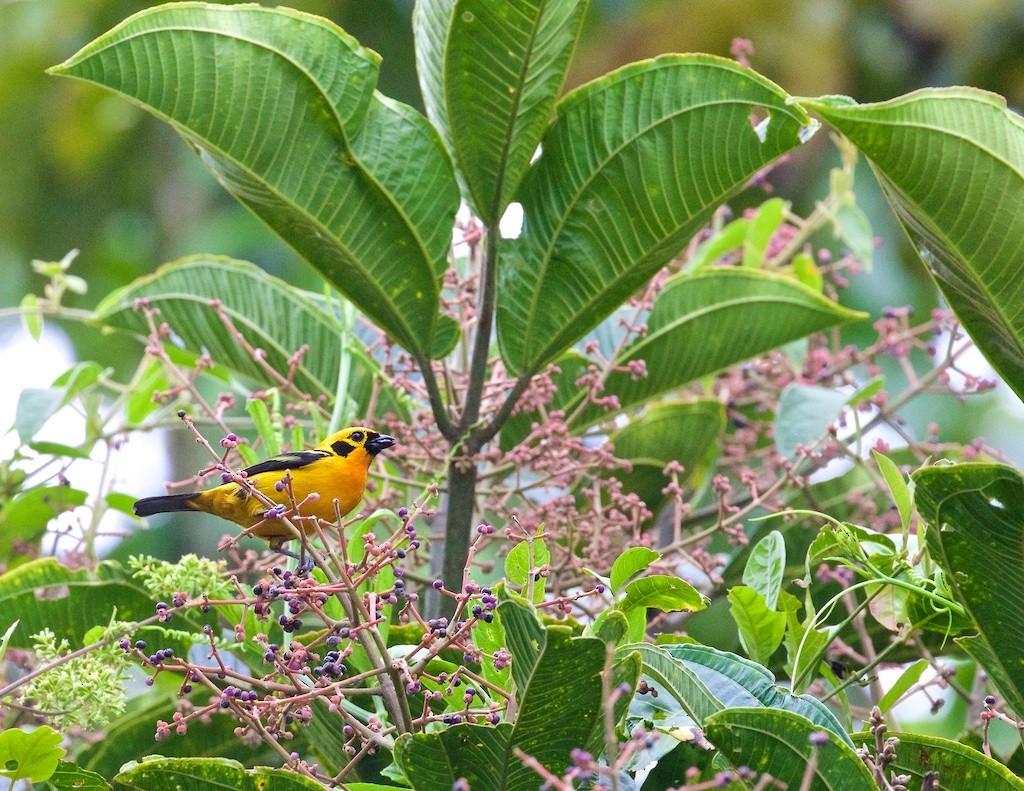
[242, 450, 331, 478]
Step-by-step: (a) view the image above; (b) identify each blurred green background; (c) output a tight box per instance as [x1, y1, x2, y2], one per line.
[3, 0, 1024, 447]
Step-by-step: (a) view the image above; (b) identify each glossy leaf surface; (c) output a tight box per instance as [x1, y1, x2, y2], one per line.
[850, 731, 1024, 790]
[913, 463, 1024, 718]
[114, 757, 330, 790]
[807, 89, 1024, 402]
[498, 55, 811, 374]
[96, 257, 407, 420]
[53, 4, 459, 359]
[621, 642, 849, 742]
[414, 0, 587, 219]
[706, 708, 874, 790]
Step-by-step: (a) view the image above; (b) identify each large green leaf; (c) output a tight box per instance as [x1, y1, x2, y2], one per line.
[52, 3, 459, 360]
[395, 601, 629, 790]
[667, 641, 847, 739]
[850, 731, 1024, 791]
[0, 558, 155, 648]
[94, 256, 406, 419]
[805, 89, 1024, 402]
[397, 724, 517, 790]
[471, 606, 513, 692]
[586, 269, 864, 427]
[114, 757, 326, 790]
[912, 463, 1024, 718]
[705, 708, 874, 790]
[0, 559, 212, 664]
[0, 726, 64, 783]
[620, 642, 849, 743]
[496, 55, 811, 375]
[414, 0, 587, 220]
[497, 596, 546, 695]
[607, 400, 725, 514]
[508, 270, 864, 437]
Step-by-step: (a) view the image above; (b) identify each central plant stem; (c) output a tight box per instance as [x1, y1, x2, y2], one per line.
[426, 223, 535, 610]
[435, 224, 508, 607]
[442, 458, 480, 598]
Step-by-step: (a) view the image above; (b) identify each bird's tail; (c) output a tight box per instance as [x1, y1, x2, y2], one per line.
[133, 493, 199, 518]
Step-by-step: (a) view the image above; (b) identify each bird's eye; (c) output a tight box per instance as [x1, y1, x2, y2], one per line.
[350, 431, 364, 443]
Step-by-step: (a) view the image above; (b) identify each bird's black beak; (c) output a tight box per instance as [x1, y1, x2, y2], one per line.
[366, 434, 396, 455]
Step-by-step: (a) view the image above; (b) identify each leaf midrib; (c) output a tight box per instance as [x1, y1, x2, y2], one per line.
[624, 643, 718, 723]
[929, 475, 1024, 708]
[819, 103, 1024, 178]
[64, 19, 437, 353]
[496, 629, 549, 789]
[620, 291, 851, 365]
[826, 99, 1024, 357]
[878, 171, 1024, 365]
[469, 0, 548, 223]
[518, 82, 804, 370]
[712, 718, 845, 784]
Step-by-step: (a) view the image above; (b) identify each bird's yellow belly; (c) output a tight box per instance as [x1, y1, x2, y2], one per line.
[194, 457, 368, 536]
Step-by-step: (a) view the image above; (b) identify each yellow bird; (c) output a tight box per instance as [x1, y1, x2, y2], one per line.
[133, 426, 395, 555]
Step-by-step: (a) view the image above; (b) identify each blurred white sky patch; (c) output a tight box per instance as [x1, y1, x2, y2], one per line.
[0, 323, 73, 457]
[1, 321, 169, 558]
[499, 202, 523, 239]
[450, 200, 523, 256]
[932, 325, 998, 394]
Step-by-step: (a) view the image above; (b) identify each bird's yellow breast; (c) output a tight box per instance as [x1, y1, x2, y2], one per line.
[191, 451, 370, 537]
